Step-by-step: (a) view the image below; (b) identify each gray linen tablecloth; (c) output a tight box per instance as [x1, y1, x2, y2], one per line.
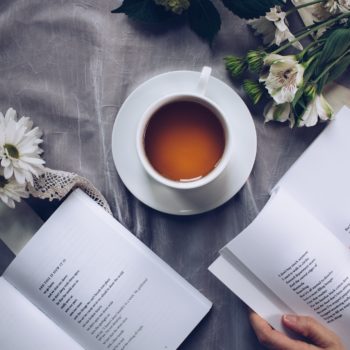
[1, 1, 349, 349]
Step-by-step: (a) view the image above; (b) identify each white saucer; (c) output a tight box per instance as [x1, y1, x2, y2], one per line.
[111, 70, 257, 215]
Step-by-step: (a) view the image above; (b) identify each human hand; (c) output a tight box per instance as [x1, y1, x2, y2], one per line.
[249, 311, 345, 350]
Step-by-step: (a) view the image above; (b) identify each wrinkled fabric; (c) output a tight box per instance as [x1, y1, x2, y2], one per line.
[1, 1, 349, 349]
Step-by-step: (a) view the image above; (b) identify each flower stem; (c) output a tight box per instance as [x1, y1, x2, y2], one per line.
[314, 49, 350, 83]
[286, 0, 325, 16]
[296, 40, 319, 60]
[292, 17, 331, 39]
[272, 12, 350, 54]
[265, 18, 326, 51]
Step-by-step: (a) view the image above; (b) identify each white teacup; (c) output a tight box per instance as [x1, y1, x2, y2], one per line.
[136, 67, 233, 190]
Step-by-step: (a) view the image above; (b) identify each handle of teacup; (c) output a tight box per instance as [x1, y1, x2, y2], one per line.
[196, 66, 212, 96]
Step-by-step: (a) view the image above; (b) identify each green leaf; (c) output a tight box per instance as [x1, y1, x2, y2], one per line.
[221, 0, 284, 20]
[301, 57, 319, 92]
[316, 28, 350, 75]
[112, 0, 175, 24]
[326, 55, 350, 84]
[292, 96, 308, 122]
[187, 0, 221, 43]
[316, 72, 329, 94]
[292, 88, 304, 109]
[292, 59, 318, 109]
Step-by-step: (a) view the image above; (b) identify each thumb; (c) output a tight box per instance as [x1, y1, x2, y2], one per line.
[282, 315, 338, 347]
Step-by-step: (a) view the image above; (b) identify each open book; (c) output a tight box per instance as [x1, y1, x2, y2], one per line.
[0, 190, 211, 350]
[209, 106, 350, 347]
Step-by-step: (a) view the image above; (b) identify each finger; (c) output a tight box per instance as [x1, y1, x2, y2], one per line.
[282, 315, 340, 347]
[249, 312, 311, 350]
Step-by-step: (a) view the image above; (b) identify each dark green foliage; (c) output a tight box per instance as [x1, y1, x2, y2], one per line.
[112, 0, 175, 24]
[187, 0, 221, 44]
[221, 0, 284, 20]
[112, 0, 286, 43]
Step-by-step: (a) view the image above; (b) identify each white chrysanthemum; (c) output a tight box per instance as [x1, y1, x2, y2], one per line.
[324, 0, 350, 14]
[248, 6, 303, 50]
[0, 108, 45, 185]
[0, 171, 28, 208]
[260, 54, 305, 104]
[264, 101, 295, 127]
[299, 94, 334, 127]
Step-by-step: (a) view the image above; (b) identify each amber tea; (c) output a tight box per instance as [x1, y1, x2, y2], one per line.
[143, 100, 225, 182]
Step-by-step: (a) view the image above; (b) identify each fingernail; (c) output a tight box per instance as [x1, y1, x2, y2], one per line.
[283, 314, 298, 324]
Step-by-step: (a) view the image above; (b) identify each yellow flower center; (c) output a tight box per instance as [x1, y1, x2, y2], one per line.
[276, 67, 298, 86]
[4, 144, 19, 159]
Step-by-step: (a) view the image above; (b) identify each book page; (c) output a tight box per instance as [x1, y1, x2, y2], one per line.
[209, 255, 294, 334]
[225, 189, 350, 347]
[4, 190, 211, 350]
[276, 106, 350, 247]
[0, 277, 82, 350]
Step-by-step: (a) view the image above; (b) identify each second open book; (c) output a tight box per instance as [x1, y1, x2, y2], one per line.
[209, 107, 350, 347]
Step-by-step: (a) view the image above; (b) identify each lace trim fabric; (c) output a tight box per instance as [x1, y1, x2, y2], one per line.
[28, 168, 112, 214]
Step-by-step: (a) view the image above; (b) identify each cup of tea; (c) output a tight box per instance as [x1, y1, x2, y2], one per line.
[136, 67, 233, 190]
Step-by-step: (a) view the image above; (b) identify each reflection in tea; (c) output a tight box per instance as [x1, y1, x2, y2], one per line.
[144, 101, 225, 182]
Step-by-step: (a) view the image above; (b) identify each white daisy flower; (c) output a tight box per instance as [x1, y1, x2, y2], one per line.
[264, 101, 295, 127]
[248, 6, 303, 50]
[0, 171, 29, 208]
[324, 0, 350, 14]
[0, 108, 45, 185]
[260, 54, 305, 104]
[299, 94, 334, 127]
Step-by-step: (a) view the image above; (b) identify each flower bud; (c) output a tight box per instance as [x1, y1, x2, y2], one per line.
[243, 80, 264, 105]
[224, 55, 247, 77]
[246, 50, 266, 73]
[304, 84, 317, 101]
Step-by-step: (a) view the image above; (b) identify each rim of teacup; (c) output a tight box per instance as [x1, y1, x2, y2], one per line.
[136, 93, 233, 190]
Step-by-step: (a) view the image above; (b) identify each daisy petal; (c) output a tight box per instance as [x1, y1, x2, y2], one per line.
[4, 165, 13, 179]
